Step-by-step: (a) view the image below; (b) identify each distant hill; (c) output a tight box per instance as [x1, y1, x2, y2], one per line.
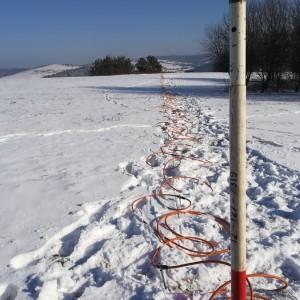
[0, 68, 28, 78]
[158, 54, 214, 72]
[48, 54, 214, 77]
[8, 54, 214, 79]
[1, 64, 79, 79]
[44, 65, 91, 78]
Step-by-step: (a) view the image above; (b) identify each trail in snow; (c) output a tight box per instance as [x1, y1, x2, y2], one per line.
[1, 75, 298, 299]
[0, 124, 151, 143]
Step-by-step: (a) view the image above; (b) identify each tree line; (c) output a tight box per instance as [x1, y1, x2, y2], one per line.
[205, 0, 300, 92]
[90, 55, 162, 76]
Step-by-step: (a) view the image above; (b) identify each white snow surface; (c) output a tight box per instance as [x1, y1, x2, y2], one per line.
[0, 67, 299, 299]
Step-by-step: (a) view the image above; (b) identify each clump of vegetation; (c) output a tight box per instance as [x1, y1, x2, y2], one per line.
[90, 56, 134, 76]
[90, 55, 162, 76]
[205, 0, 300, 92]
[136, 56, 162, 73]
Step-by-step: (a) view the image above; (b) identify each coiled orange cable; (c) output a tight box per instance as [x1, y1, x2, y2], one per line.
[131, 74, 288, 299]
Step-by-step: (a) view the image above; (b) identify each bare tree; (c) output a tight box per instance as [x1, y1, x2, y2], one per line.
[290, 0, 300, 91]
[246, 0, 261, 85]
[256, 0, 290, 91]
[204, 0, 295, 92]
[205, 16, 229, 72]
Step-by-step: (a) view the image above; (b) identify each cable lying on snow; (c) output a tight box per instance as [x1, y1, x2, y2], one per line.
[131, 74, 288, 299]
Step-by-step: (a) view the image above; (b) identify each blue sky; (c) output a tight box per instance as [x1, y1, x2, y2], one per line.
[0, 1, 228, 68]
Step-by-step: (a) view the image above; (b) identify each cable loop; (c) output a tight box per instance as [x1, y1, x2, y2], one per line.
[131, 74, 288, 299]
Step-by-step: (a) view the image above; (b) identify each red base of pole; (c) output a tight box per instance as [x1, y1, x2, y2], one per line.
[231, 270, 247, 300]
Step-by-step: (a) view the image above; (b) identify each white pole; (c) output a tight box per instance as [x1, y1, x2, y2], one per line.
[229, 0, 247, 299]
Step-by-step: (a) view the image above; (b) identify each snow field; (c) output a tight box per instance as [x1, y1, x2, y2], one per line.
[0, 67, 299, 299]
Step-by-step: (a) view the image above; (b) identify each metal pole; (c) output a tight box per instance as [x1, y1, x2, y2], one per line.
[229, 0, 247, 299]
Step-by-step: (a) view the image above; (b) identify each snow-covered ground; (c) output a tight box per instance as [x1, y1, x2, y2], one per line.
[0, 67, 299, 299]
[173, 73, 300, 171]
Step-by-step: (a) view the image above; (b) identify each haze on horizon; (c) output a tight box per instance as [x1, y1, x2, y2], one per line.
[0, 0, 228, 69]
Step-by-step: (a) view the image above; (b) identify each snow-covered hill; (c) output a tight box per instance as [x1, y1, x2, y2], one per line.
[0, 71, 299, 299]
[5, 64, 79, 79]
[159, 54, 214, 72]
[0, 68, 28, 78]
